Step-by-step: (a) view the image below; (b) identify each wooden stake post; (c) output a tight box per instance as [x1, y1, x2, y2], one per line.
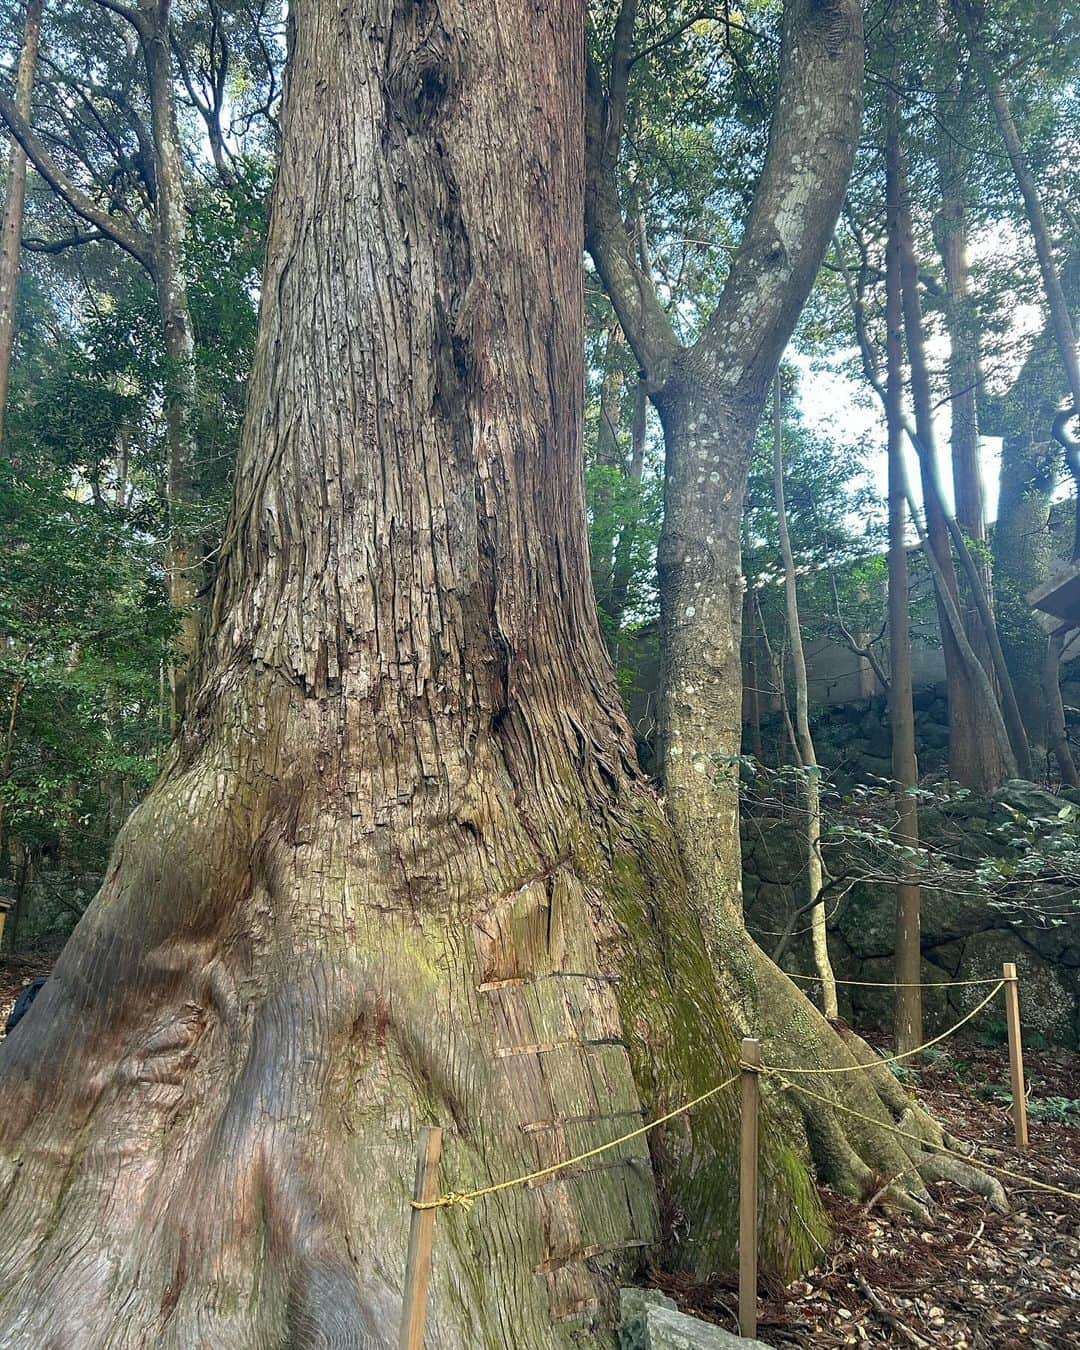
[739, 1037, 761, 1339]
[1002, 963, 1028, 1151]
[399, 1125, 443, 1350]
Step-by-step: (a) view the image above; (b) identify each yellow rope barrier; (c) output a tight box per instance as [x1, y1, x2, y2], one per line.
[412, 1072, 740, 1211]
[785, 973, 1002, 988]
[411, 977, 1075, 1216]
[777, 981, 1005, 1075]
[769, 1072, 1080, 1204]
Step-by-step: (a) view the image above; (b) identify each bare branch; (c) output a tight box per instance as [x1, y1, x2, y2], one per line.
[22, 229, 107, 252]
[0, 91, 153, 270]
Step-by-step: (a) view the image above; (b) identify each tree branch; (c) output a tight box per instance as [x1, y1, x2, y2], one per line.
[0, 91, 153, 271]
[689, 0, 864, 400]
[22, 230, 107, 252]
[86, 0, 149, 39]
[584, 46, 680, 386]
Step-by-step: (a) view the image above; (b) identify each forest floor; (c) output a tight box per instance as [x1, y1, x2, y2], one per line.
[2, 954, 1076, 1346]
[653, 1031, 1080, 1348]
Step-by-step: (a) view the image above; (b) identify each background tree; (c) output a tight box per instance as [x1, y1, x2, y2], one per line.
[0, 0, 279, 717]
[0, 0, 42, 442]
[771, 375, 838, 1017]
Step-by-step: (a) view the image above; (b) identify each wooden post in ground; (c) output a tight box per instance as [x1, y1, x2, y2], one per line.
[1002, 963, 1028, 1151]
[399, 1125, 443, 1350]
[739, 1037, 761, 1339]
[0, 899, 10, 953]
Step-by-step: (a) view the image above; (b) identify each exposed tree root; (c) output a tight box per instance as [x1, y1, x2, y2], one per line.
[710, 928, 1010, 1228]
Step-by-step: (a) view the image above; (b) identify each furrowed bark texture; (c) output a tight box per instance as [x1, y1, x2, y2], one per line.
[0, 1, 829, 1344]
[0, 0, 43, 445]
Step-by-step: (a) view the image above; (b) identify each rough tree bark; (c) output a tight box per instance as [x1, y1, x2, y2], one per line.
[0, 0, 43, 446]
[0, 0, 1006, 1343]
[771, 377, 837, 1018]
[884, 98, 923, 1054]
[0, 0, 828, 1341]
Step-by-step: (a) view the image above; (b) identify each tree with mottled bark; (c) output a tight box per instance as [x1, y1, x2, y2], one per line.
[587, 0, 865, 924]
[588, 0, 1002, 1235]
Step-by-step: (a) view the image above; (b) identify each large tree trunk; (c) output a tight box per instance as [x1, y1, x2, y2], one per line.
[0, 3, 1006, 1343]
[989, 244, 1080, 749]
[0, 1, 844, 1341]
[0, 0, 44, 446]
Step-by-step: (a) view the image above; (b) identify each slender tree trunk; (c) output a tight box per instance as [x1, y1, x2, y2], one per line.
[5, 844, 30, 952]
[771, 378, 837, 1018]
[141, 0, 202, 723]
[933, 95, 994, 676]
[742, 588, 764, 762]
[606, 377, 647, 636]
[0, 0, 44, 446]
[0, 672, 24, 876]
[591, 322, 625, 619]
[1044, 630, 1080, 788]
[894, 130, 1007, 792]
[885, 100, 923, 1054]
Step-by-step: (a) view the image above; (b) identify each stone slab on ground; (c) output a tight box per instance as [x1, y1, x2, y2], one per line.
[618, 1288, 769, 1350]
